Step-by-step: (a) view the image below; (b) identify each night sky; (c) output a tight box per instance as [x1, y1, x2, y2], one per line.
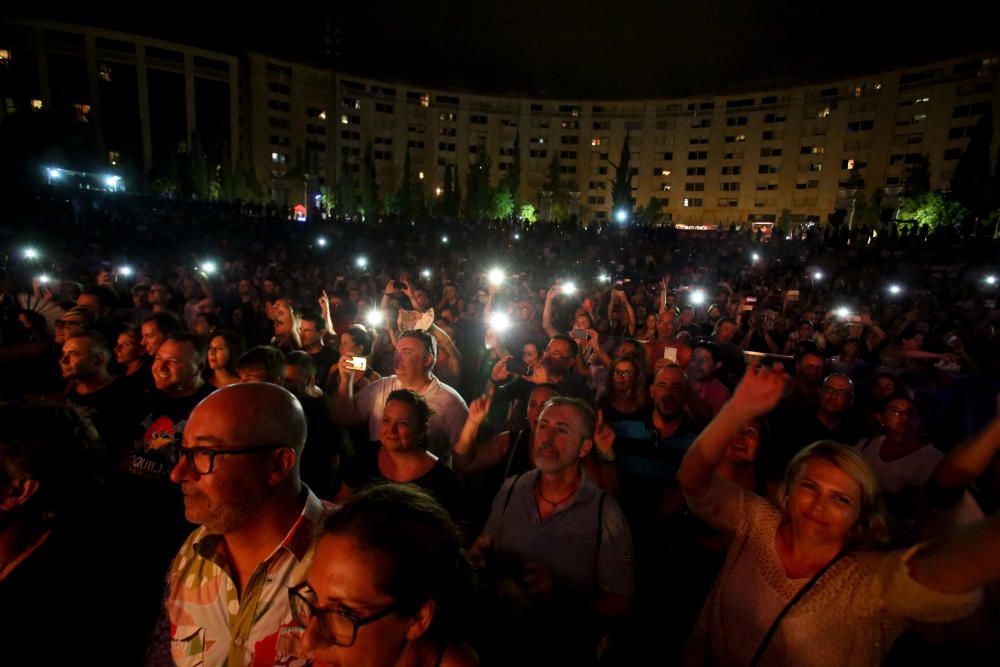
[13, 1, 997, 98]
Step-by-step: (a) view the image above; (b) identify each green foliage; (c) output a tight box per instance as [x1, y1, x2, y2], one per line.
[897, 192, 969, 231]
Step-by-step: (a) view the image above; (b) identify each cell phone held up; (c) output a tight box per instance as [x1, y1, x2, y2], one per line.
[345, 356, 367, 372]
[570, 328, 591, 341]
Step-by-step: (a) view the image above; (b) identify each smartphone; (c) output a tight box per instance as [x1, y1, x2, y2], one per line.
[847, 316, 862, 324]
[664, 347, 678, 363]
[746, 297, 757, 304]
[388, 280, 397, 290]
[506, 358, 529, 375]
[571, 328, 591, 341]
[787, 290, 800, 301]
[345, 356, 367, 372]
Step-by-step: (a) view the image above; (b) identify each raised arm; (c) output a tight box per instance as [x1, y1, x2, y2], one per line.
[677, 362, 787, 499]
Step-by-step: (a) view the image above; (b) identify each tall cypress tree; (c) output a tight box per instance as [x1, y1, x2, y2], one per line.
[611, 133, 633, 217]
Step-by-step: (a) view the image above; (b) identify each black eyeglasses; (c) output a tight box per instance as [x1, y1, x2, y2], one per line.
[288, 583, 400, 647]
[169, 443, 288, 475]
[612, 369, 634, 378]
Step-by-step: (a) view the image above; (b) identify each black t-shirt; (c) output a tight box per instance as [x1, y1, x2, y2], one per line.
[65, 377, 141, 464]
[298, 393, 351, 502]
[343, 444, 466, 522]
[127, 383, 217, 480]
[310, 345, 340, 392]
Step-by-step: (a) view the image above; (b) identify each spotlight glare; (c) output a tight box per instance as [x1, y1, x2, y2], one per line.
[690, 289, 706, 305]
[489, 312, 511, 332]
[487, 268, 505, 286]
[365, 309, 383, 327]
[561, 281, 577, 295]
[356, 256, 368, 269]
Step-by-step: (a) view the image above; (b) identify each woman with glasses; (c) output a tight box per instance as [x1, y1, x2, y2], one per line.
[597, 356, 648, 426]
[292, 484, 478, 667]
[677, 363, 997, 667]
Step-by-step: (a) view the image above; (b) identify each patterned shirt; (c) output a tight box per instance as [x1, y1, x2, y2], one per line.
[149, 488, 328, 667]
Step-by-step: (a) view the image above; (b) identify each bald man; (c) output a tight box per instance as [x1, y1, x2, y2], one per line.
[149, 383, 330, 667]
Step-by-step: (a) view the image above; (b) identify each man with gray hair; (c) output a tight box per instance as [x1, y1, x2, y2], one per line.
[149, 382, 329, 666]
[473, 397, 634, 663]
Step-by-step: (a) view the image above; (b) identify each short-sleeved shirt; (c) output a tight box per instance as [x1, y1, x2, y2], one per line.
[483, 469, 635, 596]
[355, 375, 468, 463]
[149, 488, 328, 667]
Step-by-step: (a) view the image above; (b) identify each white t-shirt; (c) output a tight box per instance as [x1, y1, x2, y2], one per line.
[855, 435, 944, 494]
[355, 375, 469, 463]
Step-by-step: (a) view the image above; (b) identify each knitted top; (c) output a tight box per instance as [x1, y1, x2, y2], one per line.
[682, 476, 982, 667]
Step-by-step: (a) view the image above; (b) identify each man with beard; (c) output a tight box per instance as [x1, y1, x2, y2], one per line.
[473, 397, 634, 665]
[148, 383, 328, 666]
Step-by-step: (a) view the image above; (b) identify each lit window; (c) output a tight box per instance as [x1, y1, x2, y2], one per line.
[99, 63, 112, 82]
[818, 107, 831, 118]
[420, 94, 430, 108]
[874, 83, 882, 92]
[664, 170, 671, 176]
[318, 110, 327, 120]
[341, 114, 349, 124]
[736, 134, 746, 143]
[591, 137, 601, 146]
[846, 159, 856, 170]
[73, 103, 91, 122]
[854, 86, 863, 98]
[31, 98, 43, 110]
[0, 49, 9, 65]
[418, 171, 424, 179]
[108, 150, 120, 166]
[683, 198, 689, 207]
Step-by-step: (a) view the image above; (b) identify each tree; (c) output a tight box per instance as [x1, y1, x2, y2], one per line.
[440, 163, 458, 217]
[636, 196, 664, 226]
[610, 133, 634, 219]
[498, 131, 521, 207]
[465, 143, 494, 218]
[338, 154, 357, 217]
[360, 141, 377, 216]
[897, 192, 968, 231]
[778, 208, 792, 235]
[519, 203, 537, 224]
[951, 112, 994, 219]
[492, 189, 515, 220]
[396, 146, 414, 217]
[189, 132, 210, 200]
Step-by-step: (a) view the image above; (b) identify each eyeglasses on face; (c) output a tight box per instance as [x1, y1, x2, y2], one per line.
[168, 443, 288, 474]
[288, 583, 400, 647]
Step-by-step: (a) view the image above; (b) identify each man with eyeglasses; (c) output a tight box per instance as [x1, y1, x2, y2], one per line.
[770, 372, 863, 473]
[148, 382, 329, 666]
[490, 333, 594, 430]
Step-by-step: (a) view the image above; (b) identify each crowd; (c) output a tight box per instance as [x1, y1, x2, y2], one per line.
[1, 193, 999, 666]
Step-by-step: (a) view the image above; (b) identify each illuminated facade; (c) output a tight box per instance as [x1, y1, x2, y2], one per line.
[2, 18, 997, 222]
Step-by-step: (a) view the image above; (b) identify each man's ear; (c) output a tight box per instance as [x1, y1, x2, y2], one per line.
[0, 478, 41, 512]
[268, 448, 297, 485]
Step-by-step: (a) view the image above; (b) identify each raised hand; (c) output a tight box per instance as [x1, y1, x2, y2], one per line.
[729, 361, 788, 418]
[593, 410, 616, 457]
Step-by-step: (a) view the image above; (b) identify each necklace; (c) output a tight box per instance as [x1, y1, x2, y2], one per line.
[536, 477, 580, 509]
